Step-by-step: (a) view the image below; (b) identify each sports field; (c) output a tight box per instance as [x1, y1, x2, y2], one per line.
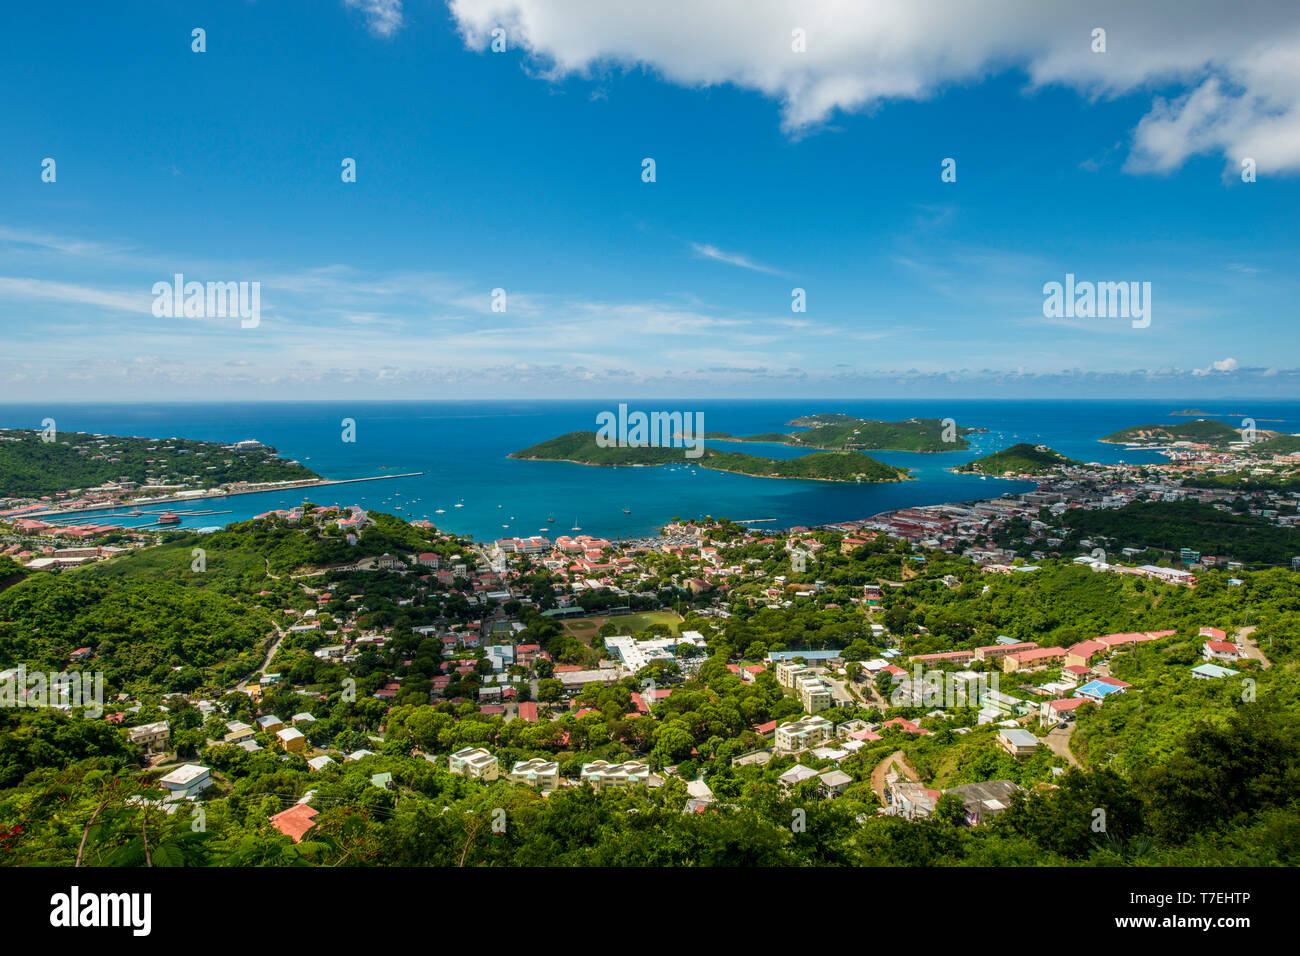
[561, 609, 684, 643]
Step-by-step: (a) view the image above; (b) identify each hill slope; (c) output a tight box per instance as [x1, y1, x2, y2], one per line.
[955, 443, 1081, 475]
[1101, 420, 1246, 446]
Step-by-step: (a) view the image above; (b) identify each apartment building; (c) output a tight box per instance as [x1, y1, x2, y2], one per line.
[774, 715, 835, 754]
[510, 758, 560, 793]
[1002, 646, 1067, 673]
[449, 746, 500, 781]
[795, 675, 834, 714]
[775, 660, 810, 688]
[580, 760, 651, 791]
[974, 641, 1038, 662]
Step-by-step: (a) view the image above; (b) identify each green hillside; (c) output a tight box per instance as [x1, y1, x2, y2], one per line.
[1063, 500, 1300, 567]
[0, 429, 318, 497]
[708, 414, 980, 452]
[955, 443, 1082, 475]
[1101, 420, 1243, 446]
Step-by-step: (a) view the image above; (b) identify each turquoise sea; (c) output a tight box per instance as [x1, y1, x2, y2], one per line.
[3, 400, 1297, 541]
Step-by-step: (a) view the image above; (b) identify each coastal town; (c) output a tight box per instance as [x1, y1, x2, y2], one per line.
[0, 417, 1295, 865]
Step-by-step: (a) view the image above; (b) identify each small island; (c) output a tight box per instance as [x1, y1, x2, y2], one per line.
[706, 413, 983, 452]
[510, 432, 910, 483]
[954, 443, 1082, 476]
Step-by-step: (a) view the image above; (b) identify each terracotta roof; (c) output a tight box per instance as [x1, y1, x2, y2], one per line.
[270, 804, 319, 843]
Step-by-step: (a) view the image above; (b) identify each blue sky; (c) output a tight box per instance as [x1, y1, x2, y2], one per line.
[2, 0, 1298, 400]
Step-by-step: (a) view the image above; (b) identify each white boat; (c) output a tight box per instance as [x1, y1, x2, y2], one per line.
[435, 508, 446, 514]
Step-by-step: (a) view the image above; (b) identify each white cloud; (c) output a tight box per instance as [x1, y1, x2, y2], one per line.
[1192, 356, 1240, 375]
[690, 242, 784, 275]
[344, 0, 404, 38]
[447, 0, 1300, 172]
[0, 277, 147, 313]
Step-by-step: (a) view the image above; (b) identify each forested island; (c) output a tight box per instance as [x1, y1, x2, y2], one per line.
[707, 413, 977, 455]
[0, 429, 318, 497]
[1100, 419, 1258, 446]
[954, 443, 1082, 476]
[511, 432, 909, 482]
[705, 413, 981, 452]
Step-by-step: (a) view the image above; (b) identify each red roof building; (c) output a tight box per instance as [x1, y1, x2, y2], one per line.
[270, 804, 319, 843]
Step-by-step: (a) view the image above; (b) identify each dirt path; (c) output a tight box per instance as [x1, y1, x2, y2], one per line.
[1235, 625, 1271, 669]
[870, 749, 919, 803]
[237, 627, 285, 691]
[1044, 723, 1081, 769]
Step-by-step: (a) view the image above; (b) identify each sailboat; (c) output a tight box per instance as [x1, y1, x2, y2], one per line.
[454, 498, 464, 509]
[546, 515, 555, 523]
[623, 505, 631, 514]
[571, 517, 581, 531]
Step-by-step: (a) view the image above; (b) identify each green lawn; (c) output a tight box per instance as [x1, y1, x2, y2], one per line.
[562, 609, 684, 642]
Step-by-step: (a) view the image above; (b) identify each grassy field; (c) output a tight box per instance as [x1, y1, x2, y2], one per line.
[562, 609, 684, 643]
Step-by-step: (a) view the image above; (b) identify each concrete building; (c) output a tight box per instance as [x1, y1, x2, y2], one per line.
[581, 759, 651, 791]
[255, 714, 285, 734]
[224, 721, 255, 744]
[157, 764, 211, 800]
[777, 763, 820, 790]
[449, 746, 500, 781]
[998, 728, 1041, 757]
[775, 660, 810, 688]
[795, 674, 834, 714]
[818, 769, 853, 798]
[774, 715, 835, 754]
[276, 727, 306, 752]
[945, 780, 1021, 825]
[510, 758, 560, 792]
[127, 720, 170, 753]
